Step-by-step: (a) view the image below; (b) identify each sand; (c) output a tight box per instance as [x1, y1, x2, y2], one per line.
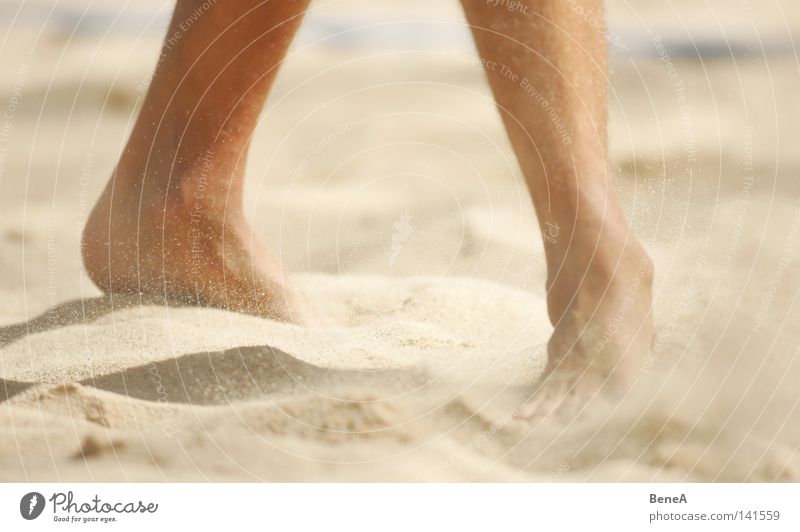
[2, 0, 800, 481]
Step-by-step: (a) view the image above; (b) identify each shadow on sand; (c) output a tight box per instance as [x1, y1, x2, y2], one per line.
[0, 296, 427, 404]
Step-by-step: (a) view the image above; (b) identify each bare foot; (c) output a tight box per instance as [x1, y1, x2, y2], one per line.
[520, 206, 654, 420]
[82, 159, 313, 324]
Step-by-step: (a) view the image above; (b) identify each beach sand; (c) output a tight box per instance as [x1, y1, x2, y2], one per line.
[2, 0, 800, 481]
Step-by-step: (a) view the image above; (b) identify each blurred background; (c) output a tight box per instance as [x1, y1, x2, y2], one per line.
[3, 0, 800, 371]
[1, 0, 800, 313]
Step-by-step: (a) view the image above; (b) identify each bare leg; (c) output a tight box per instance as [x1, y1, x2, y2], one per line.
[83, 0, 313, 322]
[460, 0, 654, 416]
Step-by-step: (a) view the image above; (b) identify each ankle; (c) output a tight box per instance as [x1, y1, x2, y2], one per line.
[112, 137, 243, 224]
[543, 217, 653, 324]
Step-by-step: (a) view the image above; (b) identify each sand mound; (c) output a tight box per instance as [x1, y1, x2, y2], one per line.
[3, 273, 800, 482]
[0, 275, 548, 481]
